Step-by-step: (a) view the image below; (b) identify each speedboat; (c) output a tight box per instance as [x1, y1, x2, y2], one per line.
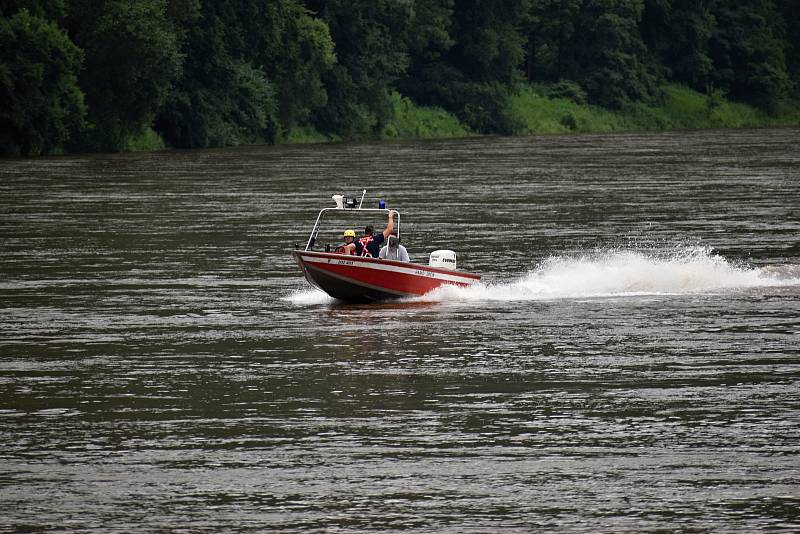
[292, 192, 481, 303]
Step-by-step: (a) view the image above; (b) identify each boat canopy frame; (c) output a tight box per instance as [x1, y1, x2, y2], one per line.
[305, 207, 400, 252]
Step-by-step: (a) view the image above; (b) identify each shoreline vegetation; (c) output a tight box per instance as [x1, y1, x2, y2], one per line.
[288, 85, 800, 146]
[2, 1, 799, 157]
[129, 84, 800, 152]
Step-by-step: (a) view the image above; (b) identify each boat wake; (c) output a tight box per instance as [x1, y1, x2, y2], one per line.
[422, 247, 800, 302]
[285, 247, 800, 305]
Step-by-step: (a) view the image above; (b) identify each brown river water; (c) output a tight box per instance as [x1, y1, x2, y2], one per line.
[1, 128, 799, 531]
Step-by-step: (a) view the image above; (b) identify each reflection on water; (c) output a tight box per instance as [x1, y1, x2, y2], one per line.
[1, 129, 799, 532]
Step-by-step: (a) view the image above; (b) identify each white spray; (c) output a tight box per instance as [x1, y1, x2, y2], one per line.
[286, 247, 800, 305]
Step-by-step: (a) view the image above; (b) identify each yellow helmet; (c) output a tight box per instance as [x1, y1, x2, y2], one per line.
[343, 229, 356, 238]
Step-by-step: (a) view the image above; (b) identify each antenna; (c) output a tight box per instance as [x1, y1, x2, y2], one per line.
[358, 189, 366, 209]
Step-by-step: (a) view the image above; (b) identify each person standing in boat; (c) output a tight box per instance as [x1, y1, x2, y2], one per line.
[379, 232, 409, 262]
[358, 211, 394, 257]
[339, 211, 393, 257]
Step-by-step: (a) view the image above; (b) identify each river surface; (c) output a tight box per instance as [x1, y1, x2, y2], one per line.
[1, 128, 799, 532]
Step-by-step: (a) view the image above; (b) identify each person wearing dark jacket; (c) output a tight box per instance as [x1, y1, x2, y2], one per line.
[339, 211, 393, 257]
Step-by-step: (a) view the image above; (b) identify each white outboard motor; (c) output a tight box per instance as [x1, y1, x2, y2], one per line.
[429, 250, 457, 270]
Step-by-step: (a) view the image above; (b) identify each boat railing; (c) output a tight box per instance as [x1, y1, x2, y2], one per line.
[306, 207, 400, 252]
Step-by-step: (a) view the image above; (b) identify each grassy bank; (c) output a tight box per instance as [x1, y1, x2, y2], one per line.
[281, 92, 470, 145]
[124, 128, 166, 152]
[283, 84, 800, 146]
[283, 126, 340, 144]
[510, 84, 800, 135]
[123, 84, 799, 152]
[380, 92, 472, 139]
[510, 85, 625, 134]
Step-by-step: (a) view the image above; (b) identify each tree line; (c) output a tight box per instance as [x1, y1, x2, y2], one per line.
[2, 0, 798, 156]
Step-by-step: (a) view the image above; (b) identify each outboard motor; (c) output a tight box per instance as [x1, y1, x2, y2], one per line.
[429, 250, 457, 270]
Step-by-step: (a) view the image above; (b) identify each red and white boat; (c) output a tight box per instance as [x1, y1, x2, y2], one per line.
[293, 193, 481, 303]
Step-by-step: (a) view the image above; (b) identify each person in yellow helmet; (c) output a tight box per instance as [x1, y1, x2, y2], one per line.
[334, 229, 358, 254]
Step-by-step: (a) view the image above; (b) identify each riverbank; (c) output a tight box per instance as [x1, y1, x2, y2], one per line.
[121, 83, 800, 151]
[509, 84, 800, 135]
[283, 83, 800, 144]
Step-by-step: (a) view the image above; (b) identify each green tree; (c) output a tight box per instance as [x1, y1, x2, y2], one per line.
[273, 12, 336, 130]
[522, 0, 660, 109]
[708, 0, 791, 113]
[0, 0, 66, 20]
[67, 0, 182, 150]
[157, 0, 332, 147]
[777, 0, 800, 96]
[523, 0, 581, 82]
[159, 62, 277, 148]
[401, 0, 526, 133]
[565, 0, 661, 108]
[447, 0, 527, 132]
[155, 1, 277, 147]
[397, 0, 455, 105]
[312, 0, 412, 138]
[0, 9, 85, 155]
[641, 0, 715, 89]
[223, 0, 335, 134]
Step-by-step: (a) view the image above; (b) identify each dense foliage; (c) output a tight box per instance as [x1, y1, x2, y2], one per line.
[1, 0, 798, 155]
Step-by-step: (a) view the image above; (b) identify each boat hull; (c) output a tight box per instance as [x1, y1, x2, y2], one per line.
[293, 251, 481, 303]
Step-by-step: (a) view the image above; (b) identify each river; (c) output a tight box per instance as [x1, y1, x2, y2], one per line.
[1, 128, 799, 531]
